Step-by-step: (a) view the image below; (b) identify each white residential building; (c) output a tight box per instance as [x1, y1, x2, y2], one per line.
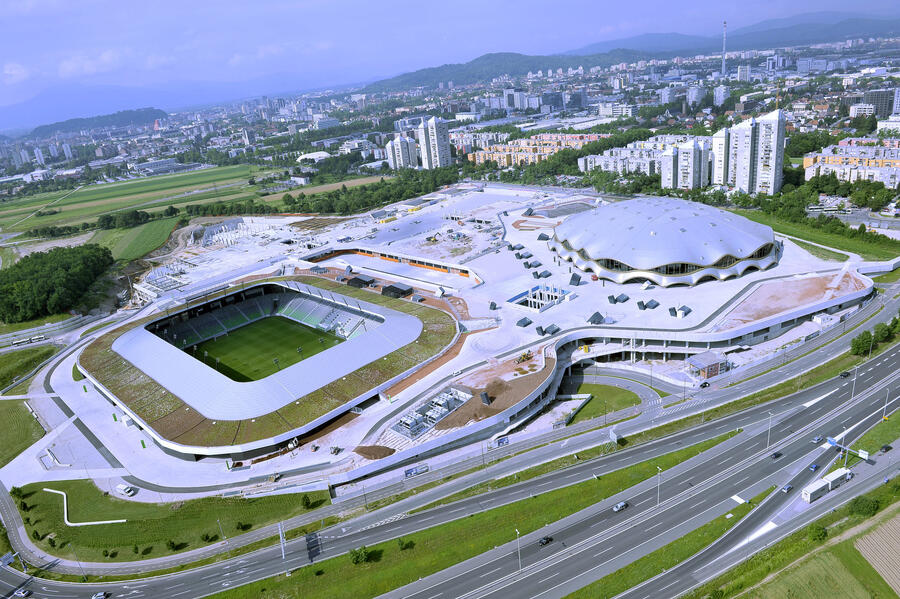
[714, 85, 729, 107]
[676, 139, 710, 189]
[754, 109, 785, 196]
[710, 128, 730, 186]
[660, 146, 678, 189]
[729, 117, 757, 193]
[849, 103, 876, 118]
[416, 117, 451, 170]
[385, 135, 418, 170]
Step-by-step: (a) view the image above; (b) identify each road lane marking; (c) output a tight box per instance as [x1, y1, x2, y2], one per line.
[803, 389, 836, 408]
[479, 566, 503, 578]
[538, 572, 560, 584]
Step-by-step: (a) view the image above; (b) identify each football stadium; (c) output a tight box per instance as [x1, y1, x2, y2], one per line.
[78, 278, 458, 459]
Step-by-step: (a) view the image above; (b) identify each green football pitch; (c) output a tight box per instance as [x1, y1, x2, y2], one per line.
[188, 316, 343, 382]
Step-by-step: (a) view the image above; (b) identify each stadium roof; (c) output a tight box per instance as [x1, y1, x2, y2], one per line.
[551, 197, 774, 271]
[111, 283, 422, 420]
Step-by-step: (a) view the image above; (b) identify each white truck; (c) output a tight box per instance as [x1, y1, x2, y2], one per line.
[801, 468, 854, 503]
[823, 467, 853, 490]
[801, 479, 830, 503]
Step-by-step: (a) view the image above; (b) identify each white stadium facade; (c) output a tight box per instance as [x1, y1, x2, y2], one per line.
[548, 197, 779, 287]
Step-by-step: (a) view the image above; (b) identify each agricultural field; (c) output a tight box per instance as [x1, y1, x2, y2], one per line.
[744, 540, 897, 599]
[191, 316, 343, 381]
[90, 217, 179, 261]
[0, 165, 273, 232]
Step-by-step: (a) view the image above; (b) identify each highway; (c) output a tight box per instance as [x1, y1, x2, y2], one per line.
[0, 339, 898, 598]
[383, 344, 900, 598]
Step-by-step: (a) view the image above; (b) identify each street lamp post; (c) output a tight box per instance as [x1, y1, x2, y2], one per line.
[884, 388, 890, 420]
[766, 411, 773, 449]
[656, 466, 662, 506]
[515, 528, 522, 571]
[851, 366, 859, 399]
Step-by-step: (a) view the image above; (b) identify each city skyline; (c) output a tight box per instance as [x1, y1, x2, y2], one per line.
[1, 1, 898, 121]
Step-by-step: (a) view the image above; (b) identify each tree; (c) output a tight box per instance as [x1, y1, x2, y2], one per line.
[301, 494, 312, 510]
[163, 205, 179, 217]
[850, 330, 873, 356]
[874, 322, 892, 344]
[807, 524, 827, 542]
[349, 545, 371, 564]
[849, 496, 879, 517]
[9, 486, 22, 499]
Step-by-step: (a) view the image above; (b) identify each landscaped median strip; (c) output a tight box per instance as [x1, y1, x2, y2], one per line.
[203, 432, 738, 599]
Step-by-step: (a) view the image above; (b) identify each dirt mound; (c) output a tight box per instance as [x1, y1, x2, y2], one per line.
[354, 445, 396, 460]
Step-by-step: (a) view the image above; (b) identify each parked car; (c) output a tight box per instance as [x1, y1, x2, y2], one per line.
[115, 484, 136, 497]
[613, 501, 628, 512]
[882, 444, 893, 454]
[811, 436, 824, 444]
[809, 464, 819, 472]
[538, 536, 553, 546]
[781, 484, 793, 494]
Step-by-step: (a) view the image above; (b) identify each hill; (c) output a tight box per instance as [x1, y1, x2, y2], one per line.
[363, 49, 655, 93]
[566, 15, 900, 56]
[29, 107, 168, 138]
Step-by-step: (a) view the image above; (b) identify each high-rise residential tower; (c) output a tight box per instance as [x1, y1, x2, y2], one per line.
[385, 135, 418, 169]
[754, 109, 785, 196]
[416, 117, 451, 170]
[710, 128, 730, 185]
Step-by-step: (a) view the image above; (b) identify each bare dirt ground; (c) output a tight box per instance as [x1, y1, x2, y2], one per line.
[290, 217, 350, 231]
[436, 352, 555, 429]
[511, 216, 561, 231]
[715, 271, 868, 331]
[354, 445, 396, 459]
[855, 511, 900, 594]
[17, 231, 95, 257]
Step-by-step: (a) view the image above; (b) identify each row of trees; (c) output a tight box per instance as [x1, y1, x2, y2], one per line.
[0, 244, 113, 323]
[282, 167, 458, 215]
[850, 312, 900, 356]
[26, 207, 177, 239]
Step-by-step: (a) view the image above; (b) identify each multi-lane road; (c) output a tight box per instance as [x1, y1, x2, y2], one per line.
[2, 337, 898, 598]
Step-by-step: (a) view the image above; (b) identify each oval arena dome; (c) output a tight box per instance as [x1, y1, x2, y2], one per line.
[548, 197, 778, 287]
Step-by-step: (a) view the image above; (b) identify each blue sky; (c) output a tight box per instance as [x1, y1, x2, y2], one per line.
[1, 0, 896, 108]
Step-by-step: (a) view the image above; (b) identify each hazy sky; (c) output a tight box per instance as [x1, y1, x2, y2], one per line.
[1, 0, 895, 107]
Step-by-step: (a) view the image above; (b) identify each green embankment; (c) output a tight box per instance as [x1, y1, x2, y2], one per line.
[91, 217, 178, 261]
[568, 383, 641, 425]
[17, 480, 330, 562]
[733, 209, 900, 261]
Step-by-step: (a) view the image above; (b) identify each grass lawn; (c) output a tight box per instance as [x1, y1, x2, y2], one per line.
[0, 400, 44, 466]
[208, 433, 737, 599]
[71, 364, 84, 381]
[873, 268, 900, 284]
[17, 480, 330, 562]
[91, 217, 178, 261]
[733, 209, 900, 261]
[0, 345, 58, 389]
[569, 383, 641, 425]
[567, 488, 773, 599]
[0, 312, 71, 336]
[191, 316, 343, 381]
[791, 238, 849, 262]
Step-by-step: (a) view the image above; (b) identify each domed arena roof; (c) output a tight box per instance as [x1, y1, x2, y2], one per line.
[549, 197, 777, 286]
